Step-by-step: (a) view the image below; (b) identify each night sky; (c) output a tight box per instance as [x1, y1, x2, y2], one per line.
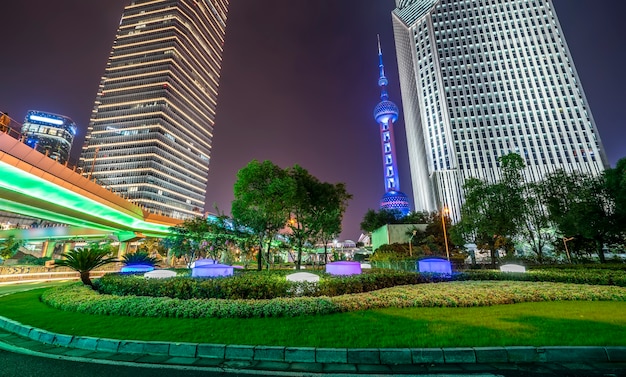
[1, 1, 625, 241]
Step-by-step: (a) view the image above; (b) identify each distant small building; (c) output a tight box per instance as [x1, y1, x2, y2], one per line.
[21, 110, 77, 164]
[371, 223, 426, 252]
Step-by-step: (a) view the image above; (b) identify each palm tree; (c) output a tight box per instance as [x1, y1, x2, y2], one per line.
[55, 245, 117, 288]
[121, 251, 159, 267]
[0, 236, 22, 261]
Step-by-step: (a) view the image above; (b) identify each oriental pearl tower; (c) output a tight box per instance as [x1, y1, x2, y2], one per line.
[373, 36, 410, 217]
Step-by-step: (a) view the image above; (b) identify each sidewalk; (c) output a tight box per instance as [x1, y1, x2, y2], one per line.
[1, 316, 626, 376]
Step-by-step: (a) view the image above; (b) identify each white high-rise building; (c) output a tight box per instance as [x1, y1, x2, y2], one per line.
[81, 0, 229, 219]
[392, 0, 608, 220]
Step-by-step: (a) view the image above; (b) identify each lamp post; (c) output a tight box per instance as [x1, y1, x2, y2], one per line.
[441, 206, 450, 261]
[563, 236, 574, 263]
[408, 229, 417, 257]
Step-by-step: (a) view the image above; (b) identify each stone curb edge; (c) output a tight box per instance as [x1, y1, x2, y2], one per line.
[1, 315, 625, 365]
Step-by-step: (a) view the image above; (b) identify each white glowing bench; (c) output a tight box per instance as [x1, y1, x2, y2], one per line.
[144, 269, 177, 279]
[500, 264, 526, 273]
[286, 272, 320, 283]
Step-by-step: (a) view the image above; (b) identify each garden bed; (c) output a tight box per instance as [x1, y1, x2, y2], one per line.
[41, 280, 626, 319]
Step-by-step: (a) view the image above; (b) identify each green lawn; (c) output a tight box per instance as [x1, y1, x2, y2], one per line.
[1, 288, 625, 348]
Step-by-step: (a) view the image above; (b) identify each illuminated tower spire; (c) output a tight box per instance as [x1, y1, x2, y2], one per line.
[373, 36, 410, 217]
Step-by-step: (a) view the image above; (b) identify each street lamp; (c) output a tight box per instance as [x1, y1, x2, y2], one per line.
[441, 205, 450, 261]
[408, 229, 417, 257]
[563, 236, 574, 263]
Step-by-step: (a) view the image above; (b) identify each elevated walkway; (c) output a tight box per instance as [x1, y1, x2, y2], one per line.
[0, 133, 182, 239]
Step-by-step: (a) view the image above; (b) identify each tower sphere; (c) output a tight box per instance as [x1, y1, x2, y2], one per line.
[374, 100, 399, 124]
[380, 190, 410, 217]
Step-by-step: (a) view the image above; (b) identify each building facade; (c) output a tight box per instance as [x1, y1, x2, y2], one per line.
[374, 37, 411, 217]
[392, 0, 608, 220]
[80, 0, 229, 219]
[21, 110, 77, 164]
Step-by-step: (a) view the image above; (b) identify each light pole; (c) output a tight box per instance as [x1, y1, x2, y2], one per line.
[441, 206, 450, 261]
[408, 229, 417, 257]
[563, 236, 574, 263]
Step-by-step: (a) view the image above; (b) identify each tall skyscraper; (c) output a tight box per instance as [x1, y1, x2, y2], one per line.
[21, 110, 77, 165]
[392, 0, 608, 220]
[80, 0, 229, 219]
[374, 37, 410, 217]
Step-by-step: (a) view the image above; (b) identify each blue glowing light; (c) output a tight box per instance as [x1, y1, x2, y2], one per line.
[29, 114, 64, 126]
[417, 258, 452, 274]
[121, 264, 155, 273]
[380, 190, 411, 217]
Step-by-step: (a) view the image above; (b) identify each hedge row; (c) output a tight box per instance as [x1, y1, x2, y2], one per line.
[458, 268, 626, 287]
[41, 281, 626, 319]
[94, 269, 447, 300]
[95, 267, 626, 302]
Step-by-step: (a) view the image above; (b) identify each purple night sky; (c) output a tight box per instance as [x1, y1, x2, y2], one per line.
[1, 1, 624, 240]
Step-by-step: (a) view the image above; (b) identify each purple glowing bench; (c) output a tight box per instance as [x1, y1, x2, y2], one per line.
[325, 261, 362, 276]
[192, 263, 234, 278]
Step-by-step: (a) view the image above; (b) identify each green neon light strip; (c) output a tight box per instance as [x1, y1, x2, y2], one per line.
[0, 162, 172, 235]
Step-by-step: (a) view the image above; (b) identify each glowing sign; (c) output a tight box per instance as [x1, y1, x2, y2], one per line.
[29, 115, 64, 126]
[326, 261, 362, 276]
[418, 258, 452, 274]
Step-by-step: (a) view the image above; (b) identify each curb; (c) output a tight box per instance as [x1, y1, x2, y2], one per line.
[1, 315, 625, 365]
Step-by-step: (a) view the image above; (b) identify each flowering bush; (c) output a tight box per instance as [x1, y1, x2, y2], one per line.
[41, 280, 626, 319]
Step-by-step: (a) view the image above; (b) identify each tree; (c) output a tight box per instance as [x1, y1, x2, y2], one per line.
[121, 251, 159, 267]
[232, 160, 295, 270]
[0, 236, 22, 261]
[167, 216, 211, 267]
[137, 237, 168, 263]
[55, 244, 117, 288]
[407, 211, 454, 257]
[517, 181, 555, 263]
[604, 157, 626, 242]
[313, 182, 351, 266]
[285, 165, 320, 270]
[542, 169, 613, 263]
[453, 153, 526, 267]
[204, 214, 236, 262]
[286, 167, 351, 269]
[360, 209, 402, 233]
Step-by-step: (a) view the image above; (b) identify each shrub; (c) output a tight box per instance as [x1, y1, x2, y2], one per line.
[41, 280, 626, 319]
[94, 269, 443, 300]
[455, 268, 626, 287]
[19, 255, 52, 266]
[121, 251, 159, 267]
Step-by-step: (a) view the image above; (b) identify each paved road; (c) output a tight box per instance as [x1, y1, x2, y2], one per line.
[1, 348, 625, 377]
[0, 349, 237, 377]
[0, 281, 70, 297]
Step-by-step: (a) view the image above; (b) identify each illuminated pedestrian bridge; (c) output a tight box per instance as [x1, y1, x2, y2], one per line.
[0, 132, 182, 243]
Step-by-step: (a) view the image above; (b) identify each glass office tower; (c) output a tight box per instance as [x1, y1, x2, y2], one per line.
[392, 0, 608, 220]
[21, 110, 77, 165]
[81, 0, 229, 219]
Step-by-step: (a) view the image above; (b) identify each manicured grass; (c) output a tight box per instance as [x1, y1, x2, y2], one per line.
[1, 288, 625, 348]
